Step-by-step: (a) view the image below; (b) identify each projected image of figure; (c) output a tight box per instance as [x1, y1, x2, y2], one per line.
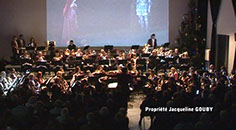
[136, 0, 151, 32]
[62, 0, 78, 44]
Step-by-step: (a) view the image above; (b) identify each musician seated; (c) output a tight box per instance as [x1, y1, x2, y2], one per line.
[71, 49, 76, 57]
[130, 54, 138, 67]
[179, 71, 189, 85]
[70, 66, 84, 86]
[93, 65, 106, 74]
[51, 71, 68, 93]
[52, 77, 64, 93]
[106, 65, 123, 76]
[129, 65, 138, 76]
[0, 70, 19, 94]
[28, 37, 37, 48]
[100, 53, 109, 60]
[35, 71, 45, 85]
[57, 49, 63, 56]
[157, 73, 166, 88]
[28, 73, 41, 92]
[66, 50, 76, 64]
[179, 51, 190, 59]
[165, 50, 174, 58]
[114, 65, 123, 74]
[79, 70, 94, 83]
[35, 51, 46, 62]
[150, 50, 157, 56]
[126, 53, 132, 60]
[67, 40, 76, 51]
[89, 50, 97, 56]
[42, 50, 50, 59]
[53, 50, 63, 62]
[0, 73, 9, 91]
[130, 49, 137, 55]
[0, 76, 5, 94]
[157, 47, 165, 56]
[148, 70, 157, 83]
[76, 48, 83, 57]
[82, 51, 89, 60]
[10, 68, 17, 80]
[142, 44, 150, 54]
[100, 49, 106, 55]
[116, 52, 126, 60]
[64, 49, 70, 57]
[173, 48, 179, 58]
[116, 49, 121, 56]
[98, 49, 108, 60]
[20, 50, 31, 60]
[208, 64, 215, 74]
[168, 67, 179, 81]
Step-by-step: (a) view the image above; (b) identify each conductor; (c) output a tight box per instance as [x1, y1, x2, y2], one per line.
[147, 34, 157, 49]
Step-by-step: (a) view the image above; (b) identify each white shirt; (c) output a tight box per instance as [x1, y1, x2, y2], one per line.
[152, 39, 155, 47]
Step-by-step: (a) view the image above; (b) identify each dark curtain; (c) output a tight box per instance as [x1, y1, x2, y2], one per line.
[209, 0, 221, 65]
[232, 0, 236, 71]
[234, 49, 236, 71]
[232, 0, 236, 16]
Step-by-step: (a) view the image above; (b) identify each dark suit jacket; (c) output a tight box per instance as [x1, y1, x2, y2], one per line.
[68, 44, 76, 50]
[147, 39, 157, 49]
[17, 39, 25, 48]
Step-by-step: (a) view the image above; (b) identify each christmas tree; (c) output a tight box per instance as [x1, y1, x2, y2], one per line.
[176, 0, 206, 67]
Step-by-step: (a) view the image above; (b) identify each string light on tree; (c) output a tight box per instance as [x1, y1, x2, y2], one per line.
[176, 0, 206, 68]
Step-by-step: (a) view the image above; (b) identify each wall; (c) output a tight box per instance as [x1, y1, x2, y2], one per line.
[207, 0, 236, 72]
[169, 0, 189, 48]
[0, 0, 46, 59]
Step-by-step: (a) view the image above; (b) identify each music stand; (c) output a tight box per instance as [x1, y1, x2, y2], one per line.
[141, 53, 150, 58]
[20, 59, 33, 64]
[163, 42, 170, 48]
[64, 75, 73, 80]
[76, 57, 82, 60]
[112, 54, 118, 58]
[99, 60, 109, 65]
[52, 61, 63, 66]
[137, 65, 146, 71]
[75, 60, 82, 66]
[88, 77, 98, 84]
[137, 59, 146, 64]
[83, 59, 95, 64]
[117, 60, 127, 65]
[131, 45, 140, 50]
[91, 55, 97, 60]
[37, 46, 46, 51]
[35, 61, 47, 66]
[179, 58, 190, 64]
[26, 46, 35, 51]
[104, 45, 113, 51]
[158, 56, 165, 60]
[83, 46, 90, 51]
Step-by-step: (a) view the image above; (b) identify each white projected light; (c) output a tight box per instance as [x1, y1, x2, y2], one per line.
[47, 0, 169, 46]
[136, 0, 152, 32]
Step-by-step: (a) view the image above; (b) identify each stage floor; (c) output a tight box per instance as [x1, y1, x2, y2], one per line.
[128, 92, 151, 130]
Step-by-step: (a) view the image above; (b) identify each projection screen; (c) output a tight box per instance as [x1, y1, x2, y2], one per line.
[47, 0, 169, 46]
